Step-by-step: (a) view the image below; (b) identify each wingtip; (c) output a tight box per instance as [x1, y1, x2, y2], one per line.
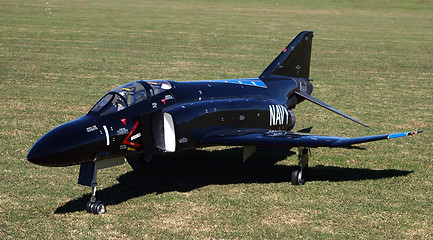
[409, 130, 423, 135]
[387, 130, 423, 139]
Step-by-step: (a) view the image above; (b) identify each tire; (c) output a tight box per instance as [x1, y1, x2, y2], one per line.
[86, 201, 93, 213]
[91, 201, 106, 214]
[291, 170, 305, 185]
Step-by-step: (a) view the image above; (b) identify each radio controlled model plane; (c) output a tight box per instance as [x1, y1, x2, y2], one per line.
[27, 31, 422, 214]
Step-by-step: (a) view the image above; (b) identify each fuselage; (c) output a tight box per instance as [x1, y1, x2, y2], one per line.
[27, 77, 312, 167]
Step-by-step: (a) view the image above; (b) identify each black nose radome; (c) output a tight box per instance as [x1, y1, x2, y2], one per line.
[27, 116, 104, 167]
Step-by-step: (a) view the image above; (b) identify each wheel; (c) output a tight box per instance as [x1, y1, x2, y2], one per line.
[90, 201, 106, 214]
[291, 170, 305, 185]
[86, 201, 93, 213]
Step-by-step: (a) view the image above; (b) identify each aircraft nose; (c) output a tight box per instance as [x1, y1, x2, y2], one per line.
[27, 117, 103, 167]
[27, 140, 48, 166]
[27, 130, 64, 166]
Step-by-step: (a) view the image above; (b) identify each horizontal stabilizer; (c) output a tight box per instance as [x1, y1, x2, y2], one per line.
[295, 91, 369, 127]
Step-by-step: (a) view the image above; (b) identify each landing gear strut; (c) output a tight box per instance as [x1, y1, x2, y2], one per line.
[83, 167, 106, 214]
[291, 147, 309, 185]
[78, 157, 125, 214]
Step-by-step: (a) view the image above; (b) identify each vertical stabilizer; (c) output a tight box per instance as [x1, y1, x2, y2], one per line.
[260, 31, 313, 80]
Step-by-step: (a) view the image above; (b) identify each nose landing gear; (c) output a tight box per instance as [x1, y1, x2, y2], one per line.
[85, 183, 106, 214]
[78, 157, 125, 214]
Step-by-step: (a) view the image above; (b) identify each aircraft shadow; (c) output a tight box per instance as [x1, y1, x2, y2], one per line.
[55, 147, 412, 214]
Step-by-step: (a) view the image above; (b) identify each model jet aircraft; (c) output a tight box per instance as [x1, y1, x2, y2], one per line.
[27, 31, 422, 214]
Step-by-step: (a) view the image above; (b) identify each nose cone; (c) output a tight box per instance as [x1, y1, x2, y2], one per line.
[27, 116, 104, 167]
[27, 138, 51, 166]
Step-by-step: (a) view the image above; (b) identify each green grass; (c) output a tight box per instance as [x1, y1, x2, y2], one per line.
[1, 0, 432, 238]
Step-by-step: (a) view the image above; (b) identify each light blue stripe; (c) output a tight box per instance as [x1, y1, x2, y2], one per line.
[388, 132, 409, 139]
[208, 78, 268, 88]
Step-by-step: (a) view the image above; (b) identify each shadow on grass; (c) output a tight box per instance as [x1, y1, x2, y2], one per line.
[55, 147, 412, 214]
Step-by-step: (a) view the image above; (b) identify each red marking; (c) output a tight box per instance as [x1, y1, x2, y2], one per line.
[161, 99, 166, 105]
[121, 118, 126, 125]
[122, 121, 142, 148]
[283, 48, 287, 53]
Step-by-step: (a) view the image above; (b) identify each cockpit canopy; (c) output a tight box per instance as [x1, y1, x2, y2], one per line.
[89, 80, 172, 116]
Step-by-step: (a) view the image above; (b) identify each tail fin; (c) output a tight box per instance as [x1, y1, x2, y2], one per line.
[260, 31, 313, 80]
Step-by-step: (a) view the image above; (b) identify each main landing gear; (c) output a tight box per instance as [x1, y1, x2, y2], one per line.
[291, 147, 309, 185]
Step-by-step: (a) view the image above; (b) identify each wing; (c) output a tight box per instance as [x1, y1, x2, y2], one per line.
[200, 129, 422, 148]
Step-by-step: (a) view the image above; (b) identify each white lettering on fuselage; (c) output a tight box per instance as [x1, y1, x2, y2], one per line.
[117, 128, 129, 135]
[131, 133, 141, 141]
[165, 94, 174, 100]
[269, 105, 289, 126]
[86, 125, 98, 132]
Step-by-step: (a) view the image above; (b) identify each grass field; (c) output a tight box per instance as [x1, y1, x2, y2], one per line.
[1, 0, 432, 238]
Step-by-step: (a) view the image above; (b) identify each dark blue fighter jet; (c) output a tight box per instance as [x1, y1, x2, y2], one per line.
[27, 31, 422, 214]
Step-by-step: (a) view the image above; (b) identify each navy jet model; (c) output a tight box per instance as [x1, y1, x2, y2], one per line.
[27, 31, 422, 214]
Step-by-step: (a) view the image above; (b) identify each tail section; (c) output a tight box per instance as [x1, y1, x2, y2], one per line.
[261, 31, 369, 128]
[260, 31, 313, 80]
